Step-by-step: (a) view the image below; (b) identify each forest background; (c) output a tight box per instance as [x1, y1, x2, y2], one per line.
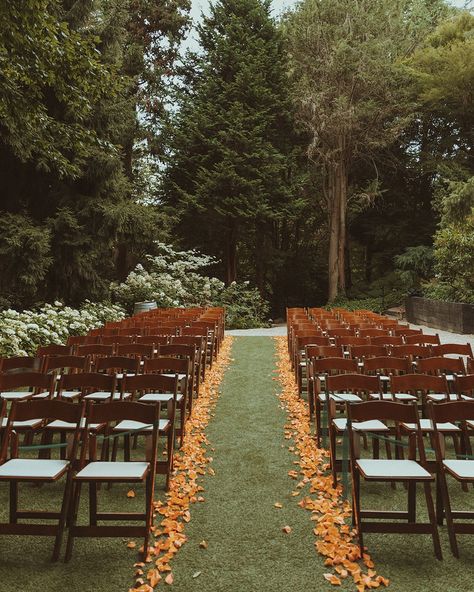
[1, 0, 473, 325]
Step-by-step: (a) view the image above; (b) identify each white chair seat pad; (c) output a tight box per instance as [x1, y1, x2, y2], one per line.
[0, 391, 34, 401]
[113, 419, 171, 433]
[138, 392, 183, 403]
[75, 461, 149, 480]
[318, 393, 362, 402]
[357, 459, 431, 480]
[46, 419, 102, 430]
[1, 418, 43, 429]
[370, 393, 417, 401]
[0, 458, 69, 480]
[33, 392, 50, 399]
[426, 394, 460, 402]
[401, 420, 459, 432]
[84, 391, 131, 401]
[161, 373, 187, 381]
[60, 391, 82, 399]
[333, 418, 388, 432]
[444, 460, 474, 480]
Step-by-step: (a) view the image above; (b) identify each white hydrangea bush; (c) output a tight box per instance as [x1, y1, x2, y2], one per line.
[0, 301, 126, 357]
[112, 243, 270, 329]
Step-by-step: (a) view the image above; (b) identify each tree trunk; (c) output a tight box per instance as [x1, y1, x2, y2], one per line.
[224, 220, 238, 285]
[255, 219, 265, 293]
[327, 176, 340, 302]
[327, 154, 348, 302]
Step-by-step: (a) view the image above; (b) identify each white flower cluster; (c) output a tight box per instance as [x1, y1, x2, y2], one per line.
[111, 243, 270, 329]
[0, 301, 126, 357]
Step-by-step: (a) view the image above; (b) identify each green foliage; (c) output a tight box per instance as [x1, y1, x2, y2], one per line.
[112, 243, 270, 328]
[0, 214, 52, 308]
[0, 0, 115, 178]
[394, 246, 435, 292]
[162, 0, 298, 290]
[327, 292, 405, 315]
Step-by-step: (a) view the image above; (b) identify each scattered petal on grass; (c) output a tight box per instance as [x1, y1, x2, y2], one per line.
[192, 571, 202, 578]
[282, 525, 292, 534]
[134, 338, 233, 586]
[127, 490, 136, 498]
[274, 502, 283, 509]
[127, 541, 136, 549]
[199, 540, 208, 549]
[274, 337, 389, 591]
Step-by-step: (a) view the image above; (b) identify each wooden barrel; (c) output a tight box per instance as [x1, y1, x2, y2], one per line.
[133, 301, 157, 315]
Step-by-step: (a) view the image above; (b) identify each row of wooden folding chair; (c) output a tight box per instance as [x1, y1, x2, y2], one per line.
[343, 399, 474, 559]
[0, 398, 165, 561]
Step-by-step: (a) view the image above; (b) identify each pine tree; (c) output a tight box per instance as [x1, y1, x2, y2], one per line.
[162, 0, 294, 285]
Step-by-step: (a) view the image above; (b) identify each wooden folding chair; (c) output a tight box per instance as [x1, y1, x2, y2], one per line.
[347, 400, 442, 559]
[118, 374, 179, 489]
[326, 374, 386, 487]
[143, 357, 190, 443]
[311, 359, 360, 441]
[428, 400, 474, 557]
[405, 334, 441, 346]
[65, 400, 160, 561]
[0, 356, 42, 373]
[158, 344, 198, 397]
[0, 372, 55, 402]
[0, 399, 85, 560]
[36, 344, 72, 357]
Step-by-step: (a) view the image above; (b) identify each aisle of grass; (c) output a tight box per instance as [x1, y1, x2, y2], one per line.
[169, 336, 327, 591]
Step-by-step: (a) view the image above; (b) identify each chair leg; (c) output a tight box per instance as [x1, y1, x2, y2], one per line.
[351, 470, 364, 556]
[329, 425, 338, 488]
[438, 472, 459, 558]
[423, 481, 443, 560]
[65, 481, 82, 562]
[89, 482, 97, 526]
[9, 481, 18, 524]
[407, 482, 416, 522]
[51, 474, 73, 562]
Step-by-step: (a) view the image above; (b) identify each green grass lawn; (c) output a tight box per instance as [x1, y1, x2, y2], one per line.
[0, 337, 473, 591]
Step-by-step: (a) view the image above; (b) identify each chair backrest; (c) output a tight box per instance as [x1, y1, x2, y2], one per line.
[390, 345, 432, 359]
[363, 356, 411, 375]
[370, 335, 404, 346]
[405, 334, 440, 346]
[392, 328, 422, 336]
[67, 335, 99, 346]
[307, 345, 344, 359]
[116, 344, 155, 358]
[358, 328, 390, 338]
[311, 357, 358, 375]
[1, 399, 85, 461]
[296, 335, 330, 349]
[390, 373, 449, 394]
[121, 374, 179, 396]
[0, 371, 55, 395]
[416, 356, 465, 376]
[454, 374, 474, 396]
[84, 400, 160, 463]
[158, 344, 196, 360]
[100, 335, 136, 346]
[334, 336, 369, 347]
[43, 355, 91, 374]
[431, 343, 474, 358]
[36, 344, 72, 357]
[0, 356, 42, 373]
[143, 357, 190, 375]
[325, 328, 355, 337]
[350, 345, 388, 359]
[76, 344, 114, 357]
[326, 373, 381, 394]
[135, 335, 170, 346]
[95, 356, 141, 374]
[347, 399, 418, 424]
[428, 399, 474, 424]
[59, 372, 116, 395]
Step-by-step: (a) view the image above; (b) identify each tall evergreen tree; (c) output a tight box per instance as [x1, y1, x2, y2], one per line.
[162, 0, 295, 286]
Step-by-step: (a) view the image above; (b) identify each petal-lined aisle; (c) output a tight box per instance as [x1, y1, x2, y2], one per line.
[162, 336, 328, 591]
[131, 336, 234, 591]
[274, 336, 389, 591]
